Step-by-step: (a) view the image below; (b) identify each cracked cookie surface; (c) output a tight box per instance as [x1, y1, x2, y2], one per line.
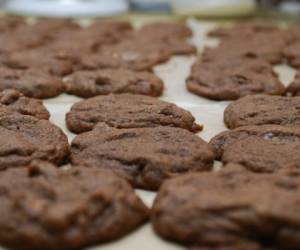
[70, 125, 214, 190]
[0, 111, 69, 169]
[66, 94, 201, 133]
[0, 161, 148, 250]
[224, 95, 300, 128]
[0, 89, 50, 119]
[152, 164, 300, 250]
[210, 125, 300, 172]
[63, 69, 163, 98]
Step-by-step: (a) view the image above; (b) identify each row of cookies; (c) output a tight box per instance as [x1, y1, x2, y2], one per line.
[152, 23, 300, 250]
[186, 22, 300, 100]
[0, 16, 196, 99]
[152, 25, 300, 250]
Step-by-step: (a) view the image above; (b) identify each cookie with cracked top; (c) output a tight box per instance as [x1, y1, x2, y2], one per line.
[224, 95, 300, 129]
[63, 68, 164, 98]
[186, 57, 285, 101]
[0, 161, 148, 250]
[66, 94, 201, 134]
[152, 163, 300, 250]
[70, 125, 214, 190]
[210, 125, 300, 172]
[0, 111, 69, 170]
[0, 67, 63, 98]
[0, 89, 49, 119]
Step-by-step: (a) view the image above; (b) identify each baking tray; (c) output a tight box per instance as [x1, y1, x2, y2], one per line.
[1, 17, 296, 250]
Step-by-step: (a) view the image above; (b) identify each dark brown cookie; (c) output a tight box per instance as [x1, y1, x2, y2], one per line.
[66, 94, 201, 133]
[152, 164, 300, 250]
[78, 40, 171, 72]
[63, 69, 164, 98]
[0, 89, 49, 119]
[205, 31, 287, 65]
[70, 125, 215, 190]
[186, 57, 284, 101]
[0, 112, 69, 169]
[0, 67, 63, 98]
[224, 95, 300, 129]
[0, 161, 148, 250]
[286, 72, 300, 96]
[283, 41, 300, 69]
[210, 125, 300, 172]
[5, 47, 74, 76]
[47, 21, 133, 61]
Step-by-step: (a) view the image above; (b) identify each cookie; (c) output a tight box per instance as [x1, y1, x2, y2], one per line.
[186, 57, 284, 101]
[0, 67, 63, 98]
[70, 125, 215, 190]
[5, 47, 74, 76]
[210, 125, 300, 172]
[48, 21, 133, 61]
[283, 41, 300, 68]
[63, 69, 164, 98]
[66, 94, 201, 133]
[152, 164, 300, 249]
[0, 161, 148, 250]
[78, 40, 171, 72]
[0, 89, 49, 119]
[224, 94, 300, 129]
[286, 72, 300, 96]
[0, 111, 69, 170]
[205, 31, 287, 65]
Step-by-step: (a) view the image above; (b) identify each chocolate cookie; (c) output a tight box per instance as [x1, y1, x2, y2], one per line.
[186, 57, 284, 101]
[0, 161, 148, 250]
[152, 164, 300, 249]
[0, 89, 49, 119]
[70, 125, 215, 190]
[0, 111, 69, 169]
[210, 125, 300, 172]
[0, 67, 63, 98]
[224, 95, 300, 129]
[5, 47, 74, 76]
[78, 40, 171, 72]
[205, 31, 287, 65]
[63, 69, 164, 98]
[47, 21, 133, 61]
[66, 94, 201, 133]
[286, 72, 300, 96]
[283, 41, 300, 68]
